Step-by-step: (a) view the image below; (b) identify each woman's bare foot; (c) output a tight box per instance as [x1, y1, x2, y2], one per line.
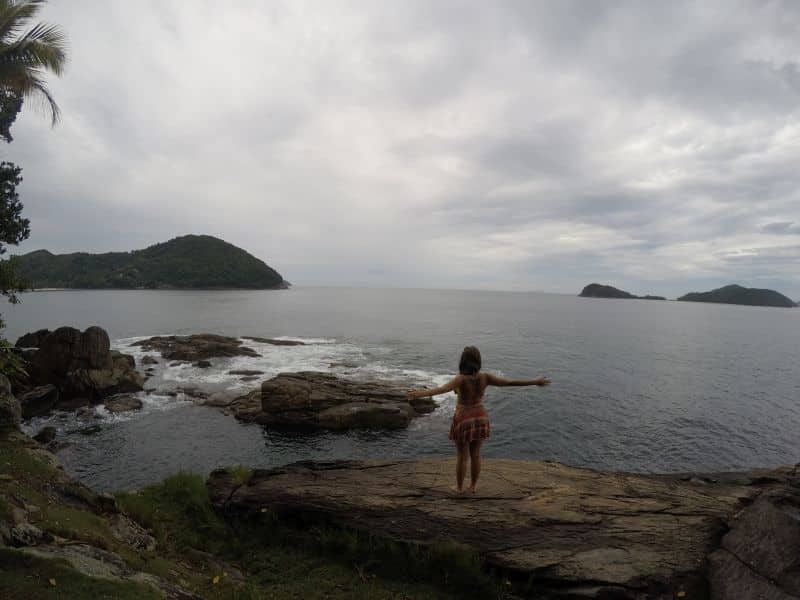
[467, 485, 478, 494]
[449, 485, 465, 495]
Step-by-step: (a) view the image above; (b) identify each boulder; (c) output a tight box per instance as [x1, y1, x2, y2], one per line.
[0, 374, 21, 431]
[18, 385, 59, 419]
[228, 369, 265, 376]
[255, 372, 434, 430]
[33, 426, 57, 444]
[141, 355, 158, 365]
[15, 328, 51, 348]
[27, 326, 144, 405]
[104, 395, 143, 413]
[195, 360, 212, 369]
[132, 333, 261, 362]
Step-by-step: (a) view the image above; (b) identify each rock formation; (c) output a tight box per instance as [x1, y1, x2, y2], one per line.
[132, 333, 260, 362]
[245, 372, 435, 429]
[13, 327, 144, 415]
[208, 458, 800, 599]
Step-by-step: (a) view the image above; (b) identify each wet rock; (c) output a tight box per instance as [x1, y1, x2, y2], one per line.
[240, 375, 260, 382]
[33, 426, 56, 444]
[0, 374, 21, 431]
[242, 336, 305, 346]
[104, 395, 143, 413]
[15, 328, 51, 348]
[228, 369, 265, 376]
[141, 355, 158, 365]
[132, 333, 261, 362]
[195, 360, 212, 368]
[18, 384, 59, 419]
[203, 392, 239, 408]
[255, 372, 434, 430]
[76, 406, 98, 420]
[55, 396, 91, 411]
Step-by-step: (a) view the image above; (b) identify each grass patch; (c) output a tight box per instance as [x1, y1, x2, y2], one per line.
[34, 504, 115, 550]
[0, 548, 161, 600]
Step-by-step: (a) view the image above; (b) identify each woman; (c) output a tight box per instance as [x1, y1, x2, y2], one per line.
[406, 346, 550, 494]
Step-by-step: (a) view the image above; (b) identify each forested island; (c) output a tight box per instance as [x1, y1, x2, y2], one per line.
[677, 284, 797, 308]
[579, 283, 665, 300]
[9, 235, 288, 290]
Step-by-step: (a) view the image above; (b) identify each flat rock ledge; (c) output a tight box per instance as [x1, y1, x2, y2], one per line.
[208, 459, 800, 599]
[228, 371, 436, 429]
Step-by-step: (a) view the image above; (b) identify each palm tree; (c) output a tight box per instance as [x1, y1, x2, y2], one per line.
[0, 0, 66, 129]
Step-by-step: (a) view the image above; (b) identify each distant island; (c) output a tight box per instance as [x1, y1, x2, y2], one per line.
[677, 284, 796, 308]
[9, 234, 289, 290]
[579, 283, 666, 300]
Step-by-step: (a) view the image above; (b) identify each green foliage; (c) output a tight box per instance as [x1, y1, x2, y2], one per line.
[116, 471, 229, 554]
[0, 87, 21, 142]
[0, 336, 27, 378]
[10, 234, 287, 289]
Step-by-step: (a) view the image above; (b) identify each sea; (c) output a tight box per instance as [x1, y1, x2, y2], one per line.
[4, 287, 799, 492]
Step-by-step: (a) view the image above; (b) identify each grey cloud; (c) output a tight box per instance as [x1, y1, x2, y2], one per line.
[761, 222, 800, 235]
[3, 0, 800, 298]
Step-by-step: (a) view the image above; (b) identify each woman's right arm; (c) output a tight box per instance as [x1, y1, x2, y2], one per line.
[485, 373, 550, 387]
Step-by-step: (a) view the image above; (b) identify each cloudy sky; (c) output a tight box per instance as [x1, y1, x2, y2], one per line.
[4, 0, 800, 297]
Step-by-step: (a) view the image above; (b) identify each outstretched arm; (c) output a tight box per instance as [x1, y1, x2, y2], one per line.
[406, 376, 460, 401]
[485, 373, 550, 387]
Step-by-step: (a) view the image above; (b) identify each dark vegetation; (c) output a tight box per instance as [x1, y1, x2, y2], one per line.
[677, 284, 797, 308]
[579, 283, 665, 300]
[11, 234, 288, 289]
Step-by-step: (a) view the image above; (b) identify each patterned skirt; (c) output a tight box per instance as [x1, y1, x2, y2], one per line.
[449, 404, 491, 443]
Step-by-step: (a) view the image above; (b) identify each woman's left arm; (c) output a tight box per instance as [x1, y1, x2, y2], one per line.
[407, 376, 460, 401]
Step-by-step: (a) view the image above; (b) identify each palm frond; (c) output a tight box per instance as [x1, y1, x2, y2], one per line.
[0, 1, 46, 44]
[0, 65, 58, 124]
[0, 22, 67, 75]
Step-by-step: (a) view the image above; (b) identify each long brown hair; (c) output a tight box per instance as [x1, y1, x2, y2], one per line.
[458, 346, 482, 375]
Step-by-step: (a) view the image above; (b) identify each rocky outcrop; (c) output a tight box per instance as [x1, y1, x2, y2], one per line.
[104, 395, 143, 413]
[0, 374, 21, 431]
[251, 372, 435, 429]
[132, 333, 260, 362]
[14, 327, 144, 413]
[15, 328, 51, 348]
[208, 458, 800, 599]
[17, 385, 59, 419]
[241, 336, 304, 346]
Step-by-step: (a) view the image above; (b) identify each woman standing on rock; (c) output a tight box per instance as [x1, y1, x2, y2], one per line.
[406, 346, 550, 494]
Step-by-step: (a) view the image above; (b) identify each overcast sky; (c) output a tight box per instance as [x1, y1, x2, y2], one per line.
[4, 0, 800, 298]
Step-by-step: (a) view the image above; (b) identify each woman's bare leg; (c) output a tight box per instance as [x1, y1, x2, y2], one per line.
[455, 441, 468, 492]
[468, 440, 482, 493]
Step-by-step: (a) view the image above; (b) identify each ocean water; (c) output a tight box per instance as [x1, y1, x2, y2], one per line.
[4, 287, 799, 491]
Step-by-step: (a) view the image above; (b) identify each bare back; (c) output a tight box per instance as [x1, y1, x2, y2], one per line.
[455, 373, 488, 407]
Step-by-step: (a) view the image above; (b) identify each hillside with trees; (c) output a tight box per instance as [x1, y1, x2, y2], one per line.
[10, 235, 288, 289]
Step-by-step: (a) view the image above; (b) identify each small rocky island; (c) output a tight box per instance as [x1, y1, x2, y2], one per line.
[10, 234, 288, 289]
[678, 283, 797, 308]
[579, 283, 666, 300]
